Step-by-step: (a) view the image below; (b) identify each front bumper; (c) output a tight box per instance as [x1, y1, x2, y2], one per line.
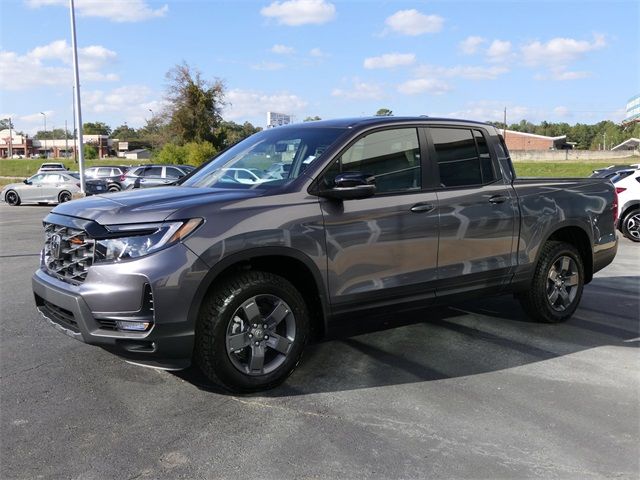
[32, 242, 209, 370]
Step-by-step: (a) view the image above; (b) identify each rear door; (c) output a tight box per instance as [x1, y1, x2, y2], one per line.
[138, 166, 164, 188]
[427, 126, 518, 294]
[318, 127, 440, 314]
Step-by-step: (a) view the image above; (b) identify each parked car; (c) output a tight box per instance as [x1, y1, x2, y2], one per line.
[32, 117, 618, 392]
[1, 172, 108, 206]
[84, 165, 130, 180]
[37, 162, 68, 173]
[218, 168, 266, 184]
[612, 169, 640, 242]
[121, 164, 194, 190]
[67, 173, 110, 196]
[590, 164, 640, 179]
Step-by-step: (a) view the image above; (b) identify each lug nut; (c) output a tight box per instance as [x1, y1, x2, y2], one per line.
[248, 333, 253, 338]
[254, 341, 259, 346]
[252, 324, 257, 328]
[263, 324, 268, 329]
[264, 335, 269, 340]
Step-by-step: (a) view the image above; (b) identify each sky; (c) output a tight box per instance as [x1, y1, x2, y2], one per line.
[0, 0, 638, 135]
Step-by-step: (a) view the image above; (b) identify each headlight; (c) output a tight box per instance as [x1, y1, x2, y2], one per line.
[94, 218, 202, 263]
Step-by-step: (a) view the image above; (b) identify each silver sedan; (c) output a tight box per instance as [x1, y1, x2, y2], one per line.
[1, 172, 81, 206]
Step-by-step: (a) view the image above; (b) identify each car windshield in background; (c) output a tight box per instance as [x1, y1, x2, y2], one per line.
[181, 127, 347, 189]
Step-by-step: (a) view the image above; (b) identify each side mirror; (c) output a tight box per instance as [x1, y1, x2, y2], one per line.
[318, 172, 376, 200]
[23, 179, 30, 185]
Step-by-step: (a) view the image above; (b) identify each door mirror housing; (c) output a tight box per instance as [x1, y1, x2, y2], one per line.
[317, 172, 376, 200]
[23, 179, 31, 185]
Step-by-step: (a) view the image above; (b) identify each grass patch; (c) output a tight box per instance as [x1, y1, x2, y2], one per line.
[512, 162, 619, 178]
[0, 158, 152, 178]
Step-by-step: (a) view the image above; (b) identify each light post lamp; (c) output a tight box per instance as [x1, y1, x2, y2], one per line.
[40, 112, 47, 158]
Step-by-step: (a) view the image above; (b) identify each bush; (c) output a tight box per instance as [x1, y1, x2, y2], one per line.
[155, 141, 217, 167]
[83, 144, 98, 159]
[156, 142, 187, 165]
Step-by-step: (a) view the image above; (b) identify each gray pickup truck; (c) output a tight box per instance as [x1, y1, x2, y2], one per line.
[32, 117, 618, 392]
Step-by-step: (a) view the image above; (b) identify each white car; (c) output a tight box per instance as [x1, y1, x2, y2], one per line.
[37, 162, 68, 173]
[613, 168, 640, 242]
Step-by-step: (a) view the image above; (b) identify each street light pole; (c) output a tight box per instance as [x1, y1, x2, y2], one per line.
[69, 0, 86, 194]
[7, 117, 13, 158]
[40, 112, 47, 158]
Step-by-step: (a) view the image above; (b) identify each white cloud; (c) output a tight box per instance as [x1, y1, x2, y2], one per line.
[251, 61, 285, 71]
[260, 0, 336, 26]
[521, 34, 606, 67]
[446, 101, 532, 122]
[384, 9, 444, 36]
[535, 68, 591, 81]
[522, 34, 605, 80]
[553, 106, 571, 117]
[271, 44, 295, 55]
[486, 40, 512, 63]
[0, 40, 118, 91]
[83, 85, 164, 125]
[364, 53, 415, 69]
[26, 0, 168, 22]
[397, 78, 451, 95]
[225, 89, 308, 121]
[459, 36, 486, 55]
[309, 48, 328, 58]
[331, 81, 384, 100]
[414, 64, 509, 80]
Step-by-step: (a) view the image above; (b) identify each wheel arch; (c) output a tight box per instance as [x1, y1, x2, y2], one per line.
[188, 247, 330, 341]
[620, 200, 640, 225]
[545, 225, 593, 284]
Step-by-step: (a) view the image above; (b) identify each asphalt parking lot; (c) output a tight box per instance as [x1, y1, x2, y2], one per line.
[1, 203, 638, 479]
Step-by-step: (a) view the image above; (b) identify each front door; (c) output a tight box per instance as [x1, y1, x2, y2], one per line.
[318, 127, 439, 314]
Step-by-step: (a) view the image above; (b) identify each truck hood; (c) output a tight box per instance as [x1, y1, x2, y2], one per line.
[51, 186, 263, 225]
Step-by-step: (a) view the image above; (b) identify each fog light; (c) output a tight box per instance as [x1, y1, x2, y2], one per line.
[116, 320, 151, 332]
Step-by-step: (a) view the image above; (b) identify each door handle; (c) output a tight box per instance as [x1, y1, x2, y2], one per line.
[410, 203, 435, 213]
[488, 195, 508, 204]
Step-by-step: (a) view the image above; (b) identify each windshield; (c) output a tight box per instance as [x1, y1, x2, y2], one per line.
[182, 127, 347, 189]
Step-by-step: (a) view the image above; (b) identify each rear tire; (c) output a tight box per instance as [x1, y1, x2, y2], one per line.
[518, 241, 584, 323]
[621, 209, 640, 242]
[5, 190, 20, 206]
[195, 270, 310, 393]
[108, 185, 121, 192]
[58, 191, 72, 203]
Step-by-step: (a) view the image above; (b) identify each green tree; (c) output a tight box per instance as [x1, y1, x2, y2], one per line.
[34, 128, 72, 140]
[83, 122, 112, 136]
[165, 62, 225, 146]
[83, 144, 98, 159]
[375, 108, 393, 116]
[304, 116, 322, 122]
[111, 124, 139, 140]
[216, 120, 262, 147]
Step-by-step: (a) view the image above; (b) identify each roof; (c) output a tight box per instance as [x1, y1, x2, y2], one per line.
[276, 116, 492, 130]
[611, 138, 640, 151]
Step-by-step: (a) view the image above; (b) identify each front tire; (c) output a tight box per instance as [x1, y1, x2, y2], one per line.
[518, 241, 584, 323]
[5, 190, 21, 206]
[58, 190, 72, 203]
[621, 209, 640, 242]
[195, 271, 310, 393]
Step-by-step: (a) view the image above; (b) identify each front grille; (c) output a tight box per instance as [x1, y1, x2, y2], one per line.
[43, 223, 94, 284]
[41, 300, 80, 333]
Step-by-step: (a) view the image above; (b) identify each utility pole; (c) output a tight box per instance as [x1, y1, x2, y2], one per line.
[40, 112, 47, 158]
[72, 86, 77, 162]
[603, 132, 607, 151]
[65, 120, 69, 158]
[503, 106, 507, 141]
[7, 117, 13, 158]
[69, 0, 86, 193]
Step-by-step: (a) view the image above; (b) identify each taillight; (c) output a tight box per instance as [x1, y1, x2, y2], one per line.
[120, 175, 126, 181]
[613, 188, 620, 224]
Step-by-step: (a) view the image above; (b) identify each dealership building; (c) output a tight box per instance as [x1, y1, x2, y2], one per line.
[0, 129, 112, 158]
[502, 129, 570, 151]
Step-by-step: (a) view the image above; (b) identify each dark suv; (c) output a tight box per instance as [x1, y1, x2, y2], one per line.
[32, 117, 617, 392]
[121, 164, 194, 189]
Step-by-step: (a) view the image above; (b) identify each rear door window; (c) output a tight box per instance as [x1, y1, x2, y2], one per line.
[430, 127, 497, 187]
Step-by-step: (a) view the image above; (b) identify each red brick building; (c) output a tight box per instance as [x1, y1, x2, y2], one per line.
[502, 129, 569, 151]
